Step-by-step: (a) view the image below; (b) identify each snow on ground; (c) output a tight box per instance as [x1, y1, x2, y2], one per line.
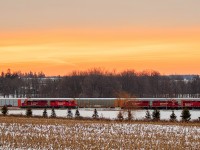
[6, 109, 200, 120]
[0, 121, 200, 149]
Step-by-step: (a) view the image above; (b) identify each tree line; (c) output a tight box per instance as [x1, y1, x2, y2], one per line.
[0, 68, 200, 98]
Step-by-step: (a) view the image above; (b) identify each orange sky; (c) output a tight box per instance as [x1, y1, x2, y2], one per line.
[1, 1, 200, 76]
[0, 27, 200, 75]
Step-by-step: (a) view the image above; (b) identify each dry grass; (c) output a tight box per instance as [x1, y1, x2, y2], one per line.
[0, 116, 200, 149]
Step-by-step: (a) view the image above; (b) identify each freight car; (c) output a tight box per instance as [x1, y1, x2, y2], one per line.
[20, 98, 77, 108]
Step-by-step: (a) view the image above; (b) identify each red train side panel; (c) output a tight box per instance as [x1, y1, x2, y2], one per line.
[18, 99, 22, 107]
[152, 100, 179, 109]
[193, 101, 200, 108]
[124, 101, 150, 109]
[23, 100, 48, 108]
[21, 99, 77, 108]
[182, 100, 200, 108]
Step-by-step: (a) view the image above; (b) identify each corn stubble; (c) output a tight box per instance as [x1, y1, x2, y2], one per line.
[0, 117, 200, 149]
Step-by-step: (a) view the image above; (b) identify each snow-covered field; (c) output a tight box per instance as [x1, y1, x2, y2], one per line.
[0, 118, 200, 149]
[1, 109, 200, 149]
[6, 109, 200, 120]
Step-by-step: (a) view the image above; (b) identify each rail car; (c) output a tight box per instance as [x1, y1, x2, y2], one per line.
[20, 99, 77, 108]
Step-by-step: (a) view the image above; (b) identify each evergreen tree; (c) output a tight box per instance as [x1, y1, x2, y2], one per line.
[152, 109, 160, 121]
[127, 110, 133, 121]
[1, 105, 8, 116]
[92, 109, 99, 118]
[145, 110, 151, 120]
[67, 108, 73, 118]
[117, 111, 124, 121]
[43, 108, 48, 118]
[75, 108, 80, 118]
[26, 108, 32, 117]
[51, 108, 56, 118]
[170, 110, 177, 121]
[181, 108, 191, 122]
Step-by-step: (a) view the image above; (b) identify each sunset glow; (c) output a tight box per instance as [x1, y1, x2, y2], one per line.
[1, 0, 200, 75]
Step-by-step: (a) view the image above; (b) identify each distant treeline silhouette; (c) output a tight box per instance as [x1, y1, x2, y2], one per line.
[0, 68, 200, 98]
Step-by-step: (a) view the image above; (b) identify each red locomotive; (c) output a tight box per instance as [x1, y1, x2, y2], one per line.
[123, 98, 200, 109]
[21, 99, 77, 108]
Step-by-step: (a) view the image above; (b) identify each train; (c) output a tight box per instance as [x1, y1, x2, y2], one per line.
[21, 98, 77, 108]
[0, 98, 200, 109]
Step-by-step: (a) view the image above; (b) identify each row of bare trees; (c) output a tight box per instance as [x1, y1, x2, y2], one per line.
[0, 69, 200, 98]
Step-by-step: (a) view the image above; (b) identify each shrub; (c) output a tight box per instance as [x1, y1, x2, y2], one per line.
[1, 105, 8, 116]
[67, 108, 73, 118]
[170, 110, 177, 121]
[92, 109, 99, 118]
[43, 108, 48, 118]
[26, 108, 32, 117]
[75, 109, 80, 118]
[152, 109, 160, 121]
[117, 111, 124, 121]
[181, 108, 191, 122]
[51, 108, 56, 118]
[127, 109, 133, 121]
[145, 110, 151, 120]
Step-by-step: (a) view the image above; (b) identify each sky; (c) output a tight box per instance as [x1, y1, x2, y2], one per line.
[0, 0, 200, 75]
